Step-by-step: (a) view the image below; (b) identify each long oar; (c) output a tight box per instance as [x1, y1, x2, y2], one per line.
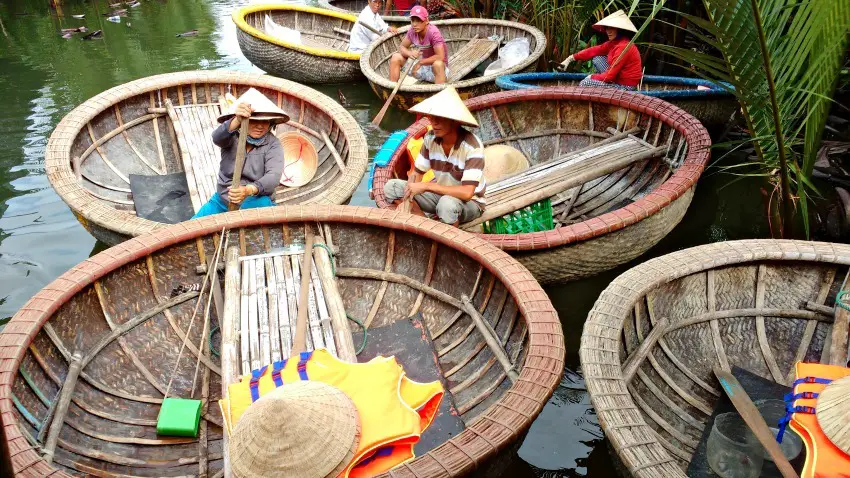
[228, 119, 250, 211]
[371, 54, 419, 127]
[713, 368, 799, 478]
[291, 227, 316, 355]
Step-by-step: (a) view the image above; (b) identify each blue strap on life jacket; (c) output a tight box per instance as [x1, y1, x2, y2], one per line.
[776, 376, 832, 442]
[297, 351, 313, 381]
[368, 130, 409, 193]
[271, 359, 288, 388]
[249, 365, 268, 402]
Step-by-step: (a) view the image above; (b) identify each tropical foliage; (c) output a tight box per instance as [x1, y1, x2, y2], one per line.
[647, 0, 850, 237]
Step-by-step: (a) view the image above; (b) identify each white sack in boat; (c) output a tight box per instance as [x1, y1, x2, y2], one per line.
[483, 37, 531, 75]
[265, 14, 302, 44]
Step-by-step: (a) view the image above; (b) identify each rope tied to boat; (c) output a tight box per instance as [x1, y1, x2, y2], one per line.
[837, 290, 850, 311]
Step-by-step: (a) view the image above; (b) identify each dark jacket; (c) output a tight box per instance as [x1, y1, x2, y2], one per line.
[212, 119, 284, 203]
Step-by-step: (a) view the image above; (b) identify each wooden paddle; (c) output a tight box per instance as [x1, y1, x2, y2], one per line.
[228, 119, 251, 211]
[371, 51, 419, 127]
[291, 227, 316, 355]
[713, 368, 800, 478]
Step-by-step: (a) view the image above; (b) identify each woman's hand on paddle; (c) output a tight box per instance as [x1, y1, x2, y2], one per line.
[229, 103, 254, 131]
[228, 184, 257, 204]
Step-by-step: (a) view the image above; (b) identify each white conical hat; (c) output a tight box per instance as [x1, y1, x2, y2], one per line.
[593, 10, 638, 33]
[816, 375, 850, 455]
[217, 87, 290, 124]
[408, 87, 479, 128]
[228, 381, 360, 478]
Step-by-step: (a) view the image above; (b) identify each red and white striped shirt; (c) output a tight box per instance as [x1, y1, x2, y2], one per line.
[414, 130, 486, 205]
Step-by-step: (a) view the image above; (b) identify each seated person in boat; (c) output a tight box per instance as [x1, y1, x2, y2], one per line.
[192, 89, 288, 218]
[560, 10, 642, 91]
[347, 0, 398, 54]
[389, 6, 449, 84]
[384, 87, 484, 226]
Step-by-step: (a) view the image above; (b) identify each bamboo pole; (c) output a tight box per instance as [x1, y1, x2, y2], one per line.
[229, 120, 250, 212]
[459, 296, 517, 383]
[42, 353, 83, 464]
[313, 235, 357, 362]
[292, 228, 316, 354]
[830, 303, 850, 366]
[464, 145, 668, 230]
[221, 245, 240, 478]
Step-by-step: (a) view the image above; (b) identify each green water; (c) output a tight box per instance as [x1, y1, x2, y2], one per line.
[0, 0, 771, 475]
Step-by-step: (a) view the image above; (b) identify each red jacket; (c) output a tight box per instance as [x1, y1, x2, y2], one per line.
[573, 38, 642, 87]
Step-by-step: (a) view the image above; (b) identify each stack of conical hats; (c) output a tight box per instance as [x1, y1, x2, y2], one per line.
[816, 374, 850, 455]
[229, 381, 360, 478]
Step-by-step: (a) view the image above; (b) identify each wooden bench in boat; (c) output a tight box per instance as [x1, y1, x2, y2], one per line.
[464, 129, 671, 230]
[164, 99, 225, 213]
[402, 36, 501, 86]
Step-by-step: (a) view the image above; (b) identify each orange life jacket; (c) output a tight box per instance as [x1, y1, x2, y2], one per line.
[220, 349, 444, 478]
[787, 362, 850, 478]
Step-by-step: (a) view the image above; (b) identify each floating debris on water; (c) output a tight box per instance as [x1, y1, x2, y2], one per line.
[128, 1, 141, 7]
[104, 9, 127, 16]
[72, 14, 85, 19]
[107, 16, 121, 23]
[61, 33, 72, 39]
[176, 29, 198, 37]
[82, 30, 103, 40]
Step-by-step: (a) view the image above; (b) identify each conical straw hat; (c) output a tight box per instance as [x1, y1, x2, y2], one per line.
[593, 10, 638, 33]
[229, 381, 360, 478]
[217, 87, 290, 124]
[278, 131, 318, 188]
[408, 86, 479, 128]
[815, 375, 850, 455]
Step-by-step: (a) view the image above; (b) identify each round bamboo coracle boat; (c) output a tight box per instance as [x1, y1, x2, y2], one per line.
[234, 4, 363, 83]
[495, 72, 738, 128]
[320, 0, 407, 25]
[360, 19, 547, 110]
[0, 205, 565, 477]
[45, 70, 368, 246]
[580, 240, 850, 476]
[372, 87, 711, 284]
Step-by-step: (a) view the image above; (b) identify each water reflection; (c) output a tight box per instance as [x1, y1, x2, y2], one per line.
[0, 0, 770, 476]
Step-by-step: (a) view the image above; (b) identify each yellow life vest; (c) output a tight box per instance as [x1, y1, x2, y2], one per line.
[220, 349, 443, 477]
[788, 362, 850, 478]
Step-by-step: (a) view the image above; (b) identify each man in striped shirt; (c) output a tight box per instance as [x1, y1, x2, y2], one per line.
[384, 87, 485, 226]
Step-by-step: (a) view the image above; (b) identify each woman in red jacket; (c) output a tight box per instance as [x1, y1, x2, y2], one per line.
[560, 10, 642, 90]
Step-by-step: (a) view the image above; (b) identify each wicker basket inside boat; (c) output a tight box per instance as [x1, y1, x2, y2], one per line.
[580, 239, 850, 477]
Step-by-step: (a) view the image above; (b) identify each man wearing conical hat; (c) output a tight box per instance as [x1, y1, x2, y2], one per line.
[559, 10, 642, 90]
[192, 88, 289, 218]
[383, 87, 485, 226]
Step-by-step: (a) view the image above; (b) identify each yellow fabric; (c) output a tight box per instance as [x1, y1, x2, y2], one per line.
[220, 349, 443, 477]
[790, 362, 850, 478]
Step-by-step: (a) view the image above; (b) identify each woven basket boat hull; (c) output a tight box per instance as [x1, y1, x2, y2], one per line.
[496, 72, 739, 129]
[45, 70, 368, 246]
[360, 19, 547, 110]
[371, 87, 712, 284]
[580, 239, 850, 477]
[234, 5, 363, 84]
[0, 205, 564, 477]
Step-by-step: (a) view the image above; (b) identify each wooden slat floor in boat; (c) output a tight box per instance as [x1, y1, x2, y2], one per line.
[165, 102, 223, 213]
[237, 249, 338, 375]
[404, 37, 500, 86]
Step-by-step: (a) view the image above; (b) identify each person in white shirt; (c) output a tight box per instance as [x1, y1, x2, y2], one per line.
[347, 0, 397, 54]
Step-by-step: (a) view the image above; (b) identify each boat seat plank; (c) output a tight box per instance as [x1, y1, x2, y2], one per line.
[235, 249, 342, 376]
[404, 37, 500, 86]
[164, 101, 223, 213]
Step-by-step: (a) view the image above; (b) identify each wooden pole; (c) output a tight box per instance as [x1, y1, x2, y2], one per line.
[292, 228, 316, 354]
[43, 353, 83, 464]
[313, 236, 358, 362]
[371, 55, 419, 127]
[463, 145, 668, 230]
[220, 245, 240, 478]
[228, 120, 250, 212]
[714, 368, 800, 478]
[830, 302, 850, 366]
[460, 295, 518, 382]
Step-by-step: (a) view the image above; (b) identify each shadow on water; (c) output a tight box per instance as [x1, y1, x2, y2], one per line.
[0, 0, 772, 475]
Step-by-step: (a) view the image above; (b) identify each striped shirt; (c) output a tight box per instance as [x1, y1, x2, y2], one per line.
[414, 130, 486, 205]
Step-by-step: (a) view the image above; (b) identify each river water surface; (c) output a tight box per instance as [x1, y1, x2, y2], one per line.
[0, 0, 770, 475]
